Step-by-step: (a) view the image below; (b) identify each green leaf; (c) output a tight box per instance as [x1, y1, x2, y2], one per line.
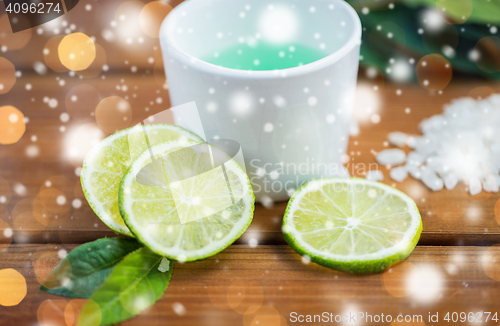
[78, 247, 173, 326]
[40, 238, 142, 298]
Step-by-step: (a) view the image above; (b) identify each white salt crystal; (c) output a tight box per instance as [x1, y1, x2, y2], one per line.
[387, 131, 407, 147]
[421, 169, 443, 191]
[444, 174, 458, 190]
[376, 148, 407, 166]
[390, 166, 408, 182]
[420, 115, 446, 133]
[385, 94, 500, 193]
[406, 136, 418, 149]
[366, 170, 384, 181]
[482, 175, 498, 193]
[426, 157, 449, 175]
[407, 152, 424, 166]
[172, 302, 186, 316]
[158, 257, 170, 273]
[469, 177, 482, 196]
[406, 164, 422, 180]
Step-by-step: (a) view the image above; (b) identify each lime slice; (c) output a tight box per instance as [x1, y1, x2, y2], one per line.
[119, 139, 255, 261]
[282, 178, 422, 273]
[80, 124, 203, 237]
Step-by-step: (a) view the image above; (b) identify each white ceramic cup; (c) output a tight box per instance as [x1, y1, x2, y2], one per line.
[160, 0, 361, 202]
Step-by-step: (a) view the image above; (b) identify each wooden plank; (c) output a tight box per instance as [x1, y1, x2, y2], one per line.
[0, 0, 185, 72]
[1, 76, 500, 245]
[0, 244, 499, 325]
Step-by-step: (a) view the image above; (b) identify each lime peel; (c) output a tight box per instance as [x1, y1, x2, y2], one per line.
[80, 124, 203, 237]
[119, 139, 255, 262]
[282, 177, 422, 273]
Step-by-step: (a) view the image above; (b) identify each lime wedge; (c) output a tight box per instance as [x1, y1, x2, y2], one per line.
[282, 178, 422, 273]
[80, 124, 203, 236]
[119, 139, 255, 261]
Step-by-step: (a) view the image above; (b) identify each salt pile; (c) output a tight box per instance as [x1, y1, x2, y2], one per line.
[376, 148, 406, 166]
[366, 170, 384, 181]
[377, 94, 500, 195]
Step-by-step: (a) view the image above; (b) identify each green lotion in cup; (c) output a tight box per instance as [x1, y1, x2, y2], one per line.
[202, 41, 327, 71]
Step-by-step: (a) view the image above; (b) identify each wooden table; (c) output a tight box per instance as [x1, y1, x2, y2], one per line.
[1, 75, 500, 325]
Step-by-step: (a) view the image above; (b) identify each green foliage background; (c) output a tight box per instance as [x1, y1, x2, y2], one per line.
[346, 0, 500, 80]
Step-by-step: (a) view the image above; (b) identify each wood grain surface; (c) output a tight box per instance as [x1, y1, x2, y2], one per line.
[1, 244, 500, 326]
[1, 76, 500, 245]
[1, 75, 500, 325]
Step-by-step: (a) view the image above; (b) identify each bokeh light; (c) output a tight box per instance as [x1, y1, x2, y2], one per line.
[473, 36, 500, 73]
[65, 84, 101, 121]
[13, 198, 45, 238]
[369, 22, 406, 54]
[0, 268, 27, 306]
[227, 280, 264, 315]
[482, 244, 500, 281]
[44, 35, 69, 73]
[436, 0, 472, 24]
[0, 176, 11, 210]
[76, 43, 107, 79]
[387, 59, 413, 83]
[39, 188, 71, 215]
[74, 298, 102, 326]
[406, 265, 444, 303]
[34, 195, 70, 227]
[383, 261, 414, 297]
[258, 5, 298, 44]
[416, 54, 452, 91]
[65, 299, 89, 326]
[0, 106, 26, 145]
[363, 63, 386, 88]
[55, 1, 105, 35]
[95, 96, 133, 134]
[41, 175, 74, 195]
[140, 1, 173, 38]
[58, 33, 96, 71]
[37, 299, 68, 326]
[422, 24, 458, 56]
[36, 194, 63, 225]
[0, 14, 31, 50]
[352, 83, 381, 124]
[467, 86, 497, 99]
[207, 283, 232, 310]
[64, 123, 104, 167]
[420, 9, 447, 33]
[172, 302, 186, 316]
[0, 57, 16, 95]
[0, 218, 12, 253]
[465, 203, 483, 224]
[33, 251, 62, 285]
[64, 299, 86, 326]
[114, 1, 145, 47]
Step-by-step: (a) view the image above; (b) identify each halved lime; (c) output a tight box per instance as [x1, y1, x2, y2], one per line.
[282, 178, 422, 273]
[80, 124, 203, 236]
[119, 139, 255, 261]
